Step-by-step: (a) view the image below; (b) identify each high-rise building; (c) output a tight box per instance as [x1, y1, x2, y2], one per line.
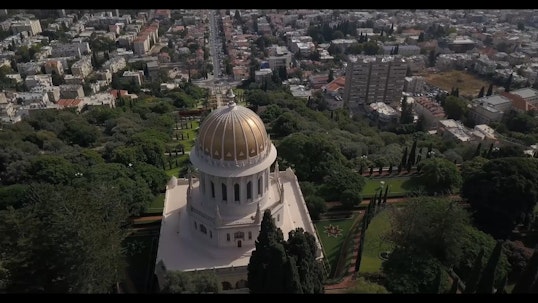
[343, 55, 407, 108]
[154, 91, 323, 292]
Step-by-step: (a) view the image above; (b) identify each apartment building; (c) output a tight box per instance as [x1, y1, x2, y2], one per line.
[403, 76, 425, 95]
[25, 74, 53, 89]
[122, 71, 144, 86]
[102, 56, 127, 74]
[254, 68, 273, 84]
[343, 55, 407, 107]
[43, 60, 64, 76]
[133, 22, 159, 55]
[469, 94, 512, 125]
[10, 19, 42, 36]
[71, 56, 93, 78]
[59, 84, 85, 99]
[50, 41, 91, 59]
[413, 96, 445, 130]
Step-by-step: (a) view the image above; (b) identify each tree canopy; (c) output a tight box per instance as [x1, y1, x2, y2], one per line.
[415, 157, 462, 195]
[247, 210, 324, 293]
[161, 270, 220, 293]
[0, 183, 129, 293]
[461, 157, 538, 239]
[385, 196, 471, 266]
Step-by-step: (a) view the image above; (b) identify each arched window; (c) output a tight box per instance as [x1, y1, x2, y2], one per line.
[234, 183, 240, 202]
[257, 177, 262, 195]
[247, 181, 252, 199]
[200, 224, 207, 234]
[210, 181, 215, 198]
[194, 221, 197, 230]
[222, 183, 227, 201]
[227, 233, 230, 241]
[234, 231, 245, 239]
[248, 231, 252, 240]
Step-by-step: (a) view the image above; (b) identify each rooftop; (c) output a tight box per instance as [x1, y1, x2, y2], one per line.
[155, 168, 321, 272]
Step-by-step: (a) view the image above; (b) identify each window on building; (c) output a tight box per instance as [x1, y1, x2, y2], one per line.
[277, 214, 280, 222]
[247, 181, 252, 199]
[200, 224, 207, 234]
[234, 231, 245, 239]
[194, 221, 197, 230]
[258, 177, 262, 195]
[211, 181, 215, 198]
[227, 233, 230, 241]
[234, 183, 240, 202]
[248, 231, 252, 240]
[222, 183, 227, 201]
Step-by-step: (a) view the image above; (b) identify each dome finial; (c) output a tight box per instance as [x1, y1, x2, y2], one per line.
[226, 88, 235, 99]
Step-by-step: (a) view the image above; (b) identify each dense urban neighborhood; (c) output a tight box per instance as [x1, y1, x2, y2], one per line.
[1, 9, 538, 294]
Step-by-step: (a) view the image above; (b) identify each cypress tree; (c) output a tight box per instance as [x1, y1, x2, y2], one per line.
[248, 209, 286, 293]
[408, 140, 417, 166]
[486, 83, 493, 96]
[505, 73, 513, 93]
[354, 235, 365, 272]
[448, 276, 459, 294]
[431, 267, 442, 294]
[464, 248, 484, 294]
[474, 142, 482, 158]
[286, 228, 324, 294]
[476, 240, 503, 294]
[376, 188, 383, 213]
[383, 185, 389, 206]
[486, 143, 494, 159]
[478, 86, 485, 98]
[401, 146, 408, 167]
[512, 248, 538, 293]
[495, 274, 507, 294]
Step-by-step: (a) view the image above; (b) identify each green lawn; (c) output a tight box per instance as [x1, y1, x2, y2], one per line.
[315, 217, 358, 277]
[145, 193, 165, 214]
[164, 154, 190, 177]
[361, 176, 419, 198]
[358, 209, 395, 274]
[172, 120, 199, 152]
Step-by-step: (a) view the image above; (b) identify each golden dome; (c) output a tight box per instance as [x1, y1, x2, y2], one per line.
[196, 102, 269, 161]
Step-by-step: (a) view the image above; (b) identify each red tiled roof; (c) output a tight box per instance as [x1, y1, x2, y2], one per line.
[110, 89, 128, 98]
[57, 99, 82, 108]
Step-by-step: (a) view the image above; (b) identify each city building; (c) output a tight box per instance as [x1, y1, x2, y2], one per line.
[343, 55, 407, 108]
[154, 92, 323, 292]
[413, 96, 445, 130]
